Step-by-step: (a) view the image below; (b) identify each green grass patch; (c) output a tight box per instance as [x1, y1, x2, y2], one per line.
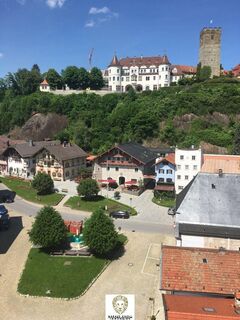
[64, 195, 137, 215]
[18, 248, 108, 298]
[152, 196, 176, 208]
[0, 177, 64, 206]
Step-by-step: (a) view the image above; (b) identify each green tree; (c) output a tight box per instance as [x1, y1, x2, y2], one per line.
[77, 178, 99, 199]
[78, 67, 90, 89]
[83, 208, 118, 256]
[46, 68, 63, 90]
[32, 172, 54, 195]
[29, 206, 67, 248]
[233, 124, 240, 154]
[196, 65, 212, 82]
[62, 66, 80, 89]
[89, 67, 104, 90]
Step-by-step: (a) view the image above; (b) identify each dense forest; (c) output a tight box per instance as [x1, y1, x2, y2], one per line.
[0, 74, 240, 154]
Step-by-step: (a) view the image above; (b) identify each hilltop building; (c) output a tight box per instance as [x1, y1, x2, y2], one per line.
[107, 54, 196, 92]
[199, 27, 222, 77]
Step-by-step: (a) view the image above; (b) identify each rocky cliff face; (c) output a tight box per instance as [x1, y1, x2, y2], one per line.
[9, 113, 68, 141]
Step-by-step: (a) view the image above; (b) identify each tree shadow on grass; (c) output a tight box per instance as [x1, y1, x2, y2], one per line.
[0, 216, 23, 254]
[81, 195, 105, 202]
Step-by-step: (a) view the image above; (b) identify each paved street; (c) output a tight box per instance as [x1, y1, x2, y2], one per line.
[0, 212, 174, 320]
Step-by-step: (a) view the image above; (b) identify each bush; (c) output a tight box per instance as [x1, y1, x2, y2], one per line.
[29, 206, 67, 249]
[83, 208, 118, 256]
[77, 178, 100, 199]
[32, 172, 54, 195]
[108, 182, 118, 189]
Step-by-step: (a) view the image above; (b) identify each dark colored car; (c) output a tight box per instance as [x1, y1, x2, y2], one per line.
[110, 210, 130, 219]
[0, 205, 10, 230]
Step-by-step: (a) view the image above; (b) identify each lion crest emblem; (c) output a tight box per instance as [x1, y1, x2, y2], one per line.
[112, 295, 128, 314]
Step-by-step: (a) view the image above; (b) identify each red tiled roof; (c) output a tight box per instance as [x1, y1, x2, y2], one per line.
[40, 79, 49, 85]
[161, 246, 240, 295]
[201, 154, 240, 174]
[163, 295, 240, 320]
[232, 64, 240, 77]
[119, 55, 170, 67]
[171, 65, 197, 75]
[108, 54, 120, 67]
[156, 153, 175, 165]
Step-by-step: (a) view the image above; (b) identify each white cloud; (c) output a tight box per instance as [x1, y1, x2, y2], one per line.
[86, 6, 118, 28]
[0, 53, 4, 59]
[46, 0, 66, 8]
[85, 20, 95, 28]
[89, 6, 110, 15]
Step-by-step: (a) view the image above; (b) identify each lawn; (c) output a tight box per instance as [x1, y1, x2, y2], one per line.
[64, 195, 137, 215]
[0, 177, 64, 206]
[18, 248, 108, 298]
[152, 196, 176, 208]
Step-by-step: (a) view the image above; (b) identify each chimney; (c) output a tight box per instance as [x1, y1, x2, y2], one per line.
[218, 168, 223, 177]
[234, 292, 240, 314]
[29, 140, 33, 147]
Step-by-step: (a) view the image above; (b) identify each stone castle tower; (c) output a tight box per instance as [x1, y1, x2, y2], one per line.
[199, 27, 222, 77]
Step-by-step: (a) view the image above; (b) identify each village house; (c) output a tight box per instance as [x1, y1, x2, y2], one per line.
[39, 79, 50, 92]
[35, 142, 87, 181]
[175, 172, 240, 250]
[163, 294, 240, 320]
[201, 154, 240, 174]
[160, 245, 240, 296]
[170, 65, 197, 83]
[154, 153, 175, 193]
[92, 142, 158, 188]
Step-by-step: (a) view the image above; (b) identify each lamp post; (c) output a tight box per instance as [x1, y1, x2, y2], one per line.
[129, 197, 132, 207]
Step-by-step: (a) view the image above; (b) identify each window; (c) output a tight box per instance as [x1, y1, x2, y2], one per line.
[65, 171, 69, 177]
[146, 76, 150, 81]
[166, 178, 172, 183]
[117, 69, 119, 73]
[126, 77, 129, 82]
[167, 169, 172, 174]
[113, 76, 115, 81]
[153, 85, 157, 90]
[165, 66, 168, 71]
[185, 165, 189, 170]
[177, 175, 181, 179]
[162, 67, 164, 71]
[177, 165, 181, 170]
[153, 76, 156, 80]
[178, 186, 184, 190]
[52, 172, 56, 177]
[57, 172, 62, 177]
[138, 76, 142, 81]
[159, 178, 164, 182]
[165, 75, 168, 79]
[135, 168, 138, 172]
[159, 75, 161, 80]
[192, 155, 196, 160]
[107, 167, 110, 171]
[180, 155, 184, 160]
[211, 35, 214, 40]
[121, 77, 124, 81]
[117, 77, 119, 81]
[159, 169, 164, 174]
[185, 175, 189, 180]
[193, 165, 198, 170]
[115, 167, 119, 171]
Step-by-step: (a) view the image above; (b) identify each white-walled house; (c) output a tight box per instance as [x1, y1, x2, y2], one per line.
[92, 142, 158, 187]
[107, 54, 171, 92]
[175, 147, 203, 194]
[39, 79, 50, 92]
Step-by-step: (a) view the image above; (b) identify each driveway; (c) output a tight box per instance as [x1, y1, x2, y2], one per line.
[0, 211, 175, 320]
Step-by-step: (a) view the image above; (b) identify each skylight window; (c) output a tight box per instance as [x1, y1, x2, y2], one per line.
[202, 307, 215, 313]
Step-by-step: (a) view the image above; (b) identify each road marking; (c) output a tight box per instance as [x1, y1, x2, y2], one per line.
[141, 243, 161, 276]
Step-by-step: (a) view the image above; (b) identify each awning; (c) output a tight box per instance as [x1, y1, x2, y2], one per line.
[125, 181, 138, 185]
[98, 179, 116, 184]
[154, 185, 175, 191]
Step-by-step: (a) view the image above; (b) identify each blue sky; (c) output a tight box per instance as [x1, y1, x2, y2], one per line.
[0, 0, 239, 77]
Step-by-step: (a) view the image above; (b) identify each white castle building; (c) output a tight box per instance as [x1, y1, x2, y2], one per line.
[107, 54, 196, 92]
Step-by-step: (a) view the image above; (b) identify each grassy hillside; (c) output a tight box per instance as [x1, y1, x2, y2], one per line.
[1, 77, 240, 153]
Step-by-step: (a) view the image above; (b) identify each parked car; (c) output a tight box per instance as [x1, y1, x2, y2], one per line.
[167, 207, 176, 216]
[0, 193, 15, 203]
[0, 205, 10, 230]
[110, 210, 130, 219]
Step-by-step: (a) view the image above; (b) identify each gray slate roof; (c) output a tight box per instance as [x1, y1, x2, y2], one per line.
[43, 144, 87, 161]
[118, 142, 158, 164]
[176, 172, 240, 228]
[5, 141, 60, 158]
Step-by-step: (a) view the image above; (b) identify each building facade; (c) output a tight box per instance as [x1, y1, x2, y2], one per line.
[40, 79, 50, 92]
[175, 147, 202, 194]
[199, 27, 222, 77]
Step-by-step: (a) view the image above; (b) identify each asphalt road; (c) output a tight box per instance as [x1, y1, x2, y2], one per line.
[0, 185, 174, 236]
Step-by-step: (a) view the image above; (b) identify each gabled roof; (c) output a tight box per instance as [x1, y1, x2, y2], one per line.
[119, 55, 171, 67]
[171, 65, 197, 75]
[40, 79, 49, 85]
[202, 154, 240, 174]
[155, 153, 175, 165]
[0, 135, 26, 156]
[4, 140, 60, 158]
[163, 295, 240, 320]
[175, 172, 240, 229]
[117, 142, 158, 164]
[161, 245, 240, 295]
[42, 143, 87, 161]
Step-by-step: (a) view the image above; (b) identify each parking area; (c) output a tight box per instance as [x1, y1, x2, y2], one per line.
[0, 211, 175, 320]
